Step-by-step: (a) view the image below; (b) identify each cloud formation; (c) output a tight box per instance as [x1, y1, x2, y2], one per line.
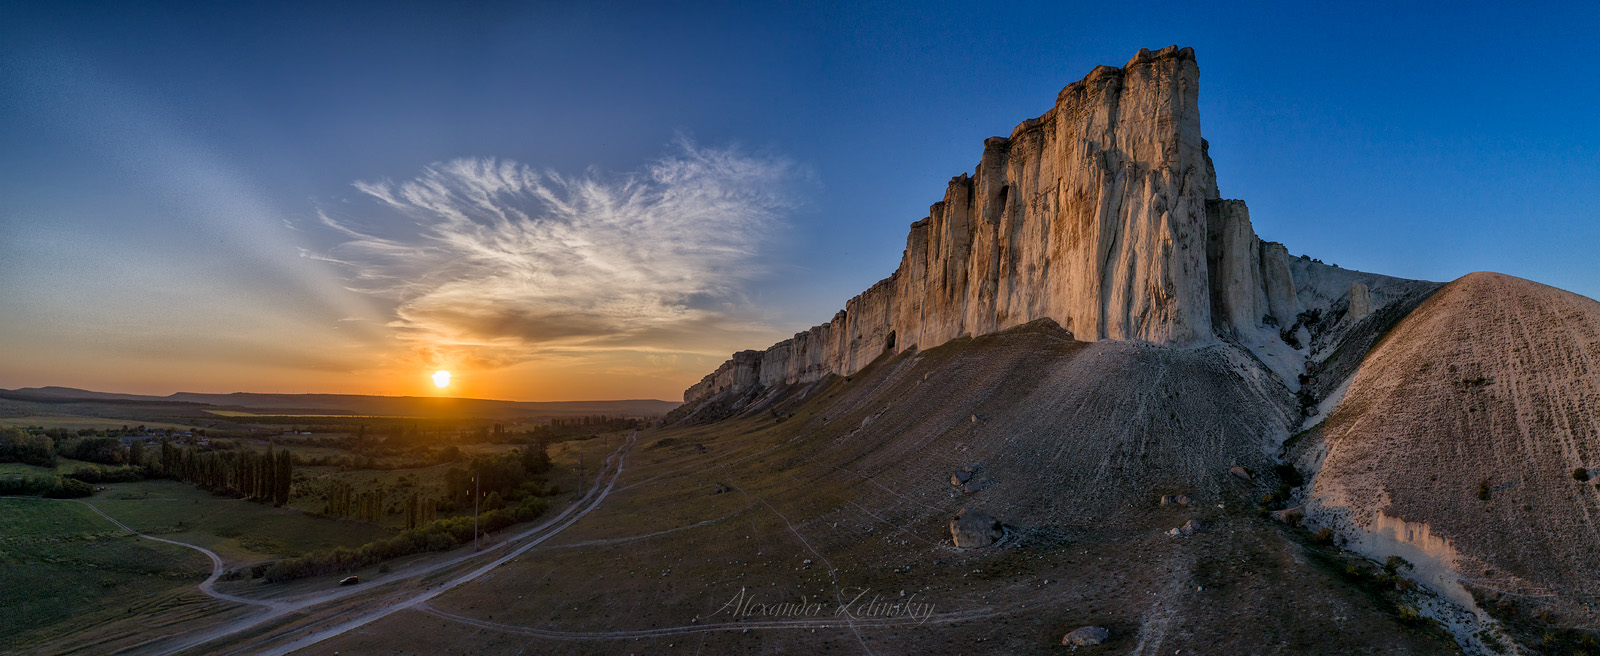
[319, 140, 796, 370]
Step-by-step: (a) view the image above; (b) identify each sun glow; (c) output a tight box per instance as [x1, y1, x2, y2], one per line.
[432, 370, 452, 389]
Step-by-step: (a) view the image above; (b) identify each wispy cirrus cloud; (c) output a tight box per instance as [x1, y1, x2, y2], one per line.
[316, 139, 798, 370]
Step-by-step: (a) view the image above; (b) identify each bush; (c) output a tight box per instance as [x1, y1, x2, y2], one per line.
[264, 495, 551, 584]
[57, 436, 127, 465]
[45, 477, 95, 498]
[67, 465, 147, 484]
[0, 428, 56, 467]
[1397, 605, 1424, 625]
[1274, 463, 1304, 488]
[1312, 528, 1335, 545]
[1477, 479, 1492, 501]
[1575, 468, 1592, 482]
[0, 474, 94, 498]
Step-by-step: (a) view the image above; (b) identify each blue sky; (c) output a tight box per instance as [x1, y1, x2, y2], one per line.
[1, 1, 1596, 400]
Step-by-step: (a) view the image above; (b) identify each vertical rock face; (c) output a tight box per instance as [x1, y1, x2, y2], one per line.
[1259, 241, 1300, 328]
[684, 46, 1362, 405]
[1347, 282, 1373, 322]
[1207, 199, 1266, 338]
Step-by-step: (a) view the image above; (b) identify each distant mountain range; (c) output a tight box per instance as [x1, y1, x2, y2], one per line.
[0, 386, 679, 418]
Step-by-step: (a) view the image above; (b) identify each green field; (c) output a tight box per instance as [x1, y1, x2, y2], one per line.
[0, 498, 212, 652]
[88, 479, 390, 564]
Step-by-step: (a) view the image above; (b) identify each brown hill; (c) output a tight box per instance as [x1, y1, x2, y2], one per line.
[321, 320, 1459, 655]
[1293, 272, 1600, 636]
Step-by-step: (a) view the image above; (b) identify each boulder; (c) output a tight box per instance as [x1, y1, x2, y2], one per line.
[1159, 494, 1192, 506]
[952, 469, 973, 485]
[1062, 625, 1109, 648]
[962, 479, 991, 494]
[1271, 505, 1305, 525]
[950, 509, 1004, 548]
[1229, 466, 1254, 481]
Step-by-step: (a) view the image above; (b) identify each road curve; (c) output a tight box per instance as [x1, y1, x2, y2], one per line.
[74, 499, 281, 609]
[249, 431, 636, 656]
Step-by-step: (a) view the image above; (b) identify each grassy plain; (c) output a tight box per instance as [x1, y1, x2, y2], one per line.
[88, 479, 389, 564]
[0, 498, 211, 654]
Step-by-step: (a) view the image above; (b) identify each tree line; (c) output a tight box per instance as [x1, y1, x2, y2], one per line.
[155, 439, 293, 505]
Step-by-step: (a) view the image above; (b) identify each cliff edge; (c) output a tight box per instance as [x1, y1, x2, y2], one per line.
[684, 46, 1426, 409]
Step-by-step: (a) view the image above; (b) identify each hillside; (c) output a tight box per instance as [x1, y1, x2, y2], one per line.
[667, 44, 1600, 653]
[1292, 272, 1600, 637]
[308, 321, 1459, 655]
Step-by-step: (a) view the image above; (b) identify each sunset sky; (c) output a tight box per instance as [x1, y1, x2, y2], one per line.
[2, 1, 1596, 401]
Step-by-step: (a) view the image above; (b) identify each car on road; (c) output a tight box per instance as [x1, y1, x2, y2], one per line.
[339, 576, 359, 586]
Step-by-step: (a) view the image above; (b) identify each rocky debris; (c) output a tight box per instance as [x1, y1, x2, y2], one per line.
[1062, 625, 1109, 648]
[1160, 494, 1193, 506]
[1230, 466, 1254, 481]
[950, 509, 1004, 548]
[1347, 282, 1373, 322]
[712, 482, 732, 494]
[950, 464, 982, 487]
[1271, 505, 1305, 525]
[962, 479, 991, 494]
[1167, 519, 1201, 537]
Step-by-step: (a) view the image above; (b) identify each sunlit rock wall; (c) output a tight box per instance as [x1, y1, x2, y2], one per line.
[685, 46, 1309, 404]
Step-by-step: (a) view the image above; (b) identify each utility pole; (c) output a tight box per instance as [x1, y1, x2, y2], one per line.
[473, 473, 480, 551]
[578, 454, 586, 493]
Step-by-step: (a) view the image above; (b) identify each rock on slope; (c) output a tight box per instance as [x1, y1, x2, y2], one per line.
[683, 45, 1429, 411]
[1293, 272, 1600, 629]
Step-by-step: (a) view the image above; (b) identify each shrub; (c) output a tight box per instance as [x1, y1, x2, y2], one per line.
[67, 465, 147, 484]
[0, 474, 94, 498]
[1384, 555, 1414, 575]
[1312, 528, 1335, 545]
[1575, 468, 1592, 482]
[1274, 463, 1305, 488]
[1477, 479, 1492, 501]
[264, 495, 551, 583]
[44, 477, 95, 498]
[1397, 605, 1424, 625]
[0, 428, 56, 467]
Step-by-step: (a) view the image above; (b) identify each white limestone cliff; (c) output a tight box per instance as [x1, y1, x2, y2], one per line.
[684, 46, 1407, 405]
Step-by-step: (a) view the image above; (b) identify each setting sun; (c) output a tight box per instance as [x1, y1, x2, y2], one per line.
[431, 370, 451, 389]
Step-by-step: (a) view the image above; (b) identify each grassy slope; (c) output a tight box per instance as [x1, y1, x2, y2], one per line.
[88, 479, 390, 564]
[0, 498, 212, 654]
[307, 323, 1459, 655]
